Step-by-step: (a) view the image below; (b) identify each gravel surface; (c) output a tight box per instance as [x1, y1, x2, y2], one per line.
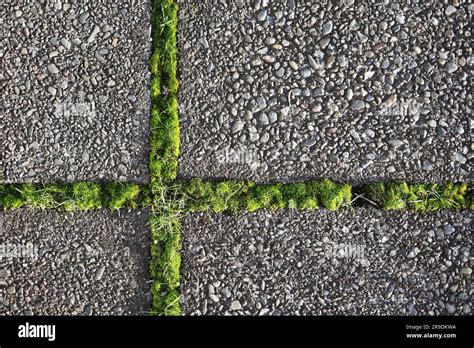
[1, 1, 151, 183]
[178, 0, 472, 183]
[181, 209, 472, 315]
[0, 209, 151, 315]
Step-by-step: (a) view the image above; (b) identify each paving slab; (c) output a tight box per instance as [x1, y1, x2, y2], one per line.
[1, 1, 151, 183]
[181, 209, 472, 315]
[0, 208, 151, 315]
[177, 0, 472, 183]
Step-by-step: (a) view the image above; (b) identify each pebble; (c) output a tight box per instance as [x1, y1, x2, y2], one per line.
[60, 38, 71, 50]
[322, 20, 333, 35]
[381, 94, 397, 108]
[230, 300, 242, 310]
[87, 25, 100, 43]
[79, 12, 89, 24]
[47, 64, 59, 74]
[445, 5, 457, 16]
[350, 100, 365, 111]
[98, 95, 108, 103]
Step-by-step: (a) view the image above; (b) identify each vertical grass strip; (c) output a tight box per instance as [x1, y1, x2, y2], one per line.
[149, 0, 182, 315]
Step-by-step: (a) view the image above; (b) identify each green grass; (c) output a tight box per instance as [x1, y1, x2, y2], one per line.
[149, 0, 181, 315]
[149, 0, 179, 182]
[0, 183, 149, 211]
[177, 179, 352, 213]
[1, 0, 472, 319]
[364, 182, 471, 211]
[149, 182, 183, 315]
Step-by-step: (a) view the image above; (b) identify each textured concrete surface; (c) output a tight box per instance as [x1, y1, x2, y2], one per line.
[0, 208, 151, 315]
[177, 0, 472, 183]
[1, 1, 151, 183]
[181, 209, 472, 315]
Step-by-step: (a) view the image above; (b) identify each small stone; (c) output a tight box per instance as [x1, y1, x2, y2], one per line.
[98, 48, 109, 55]
[60, 38, 71, 50]
[445, 5, 456, 16]
[94, 266, 105, 281]
[235, 0, 244, 9]
[232, 121, 245, 133]
[322, 20, 333, 35]
[118, 164, 127, 174]
[257, 10, 267, 21]
[47, 86, 57, 96]
[381, 94, 397, 109]
[444, 224, 455, 234]
[47, 64, 59, 74]
[289, 61, 299, 70]
[453, 153, 466, 164]
[446, 61, 458, 73]
[446, 303, 456, 315]
[463, 304, 471, 315]
[350, 100, 365, 111]
[79, 12, 89, 24]
[268, 111, 278, 123]
[230, 300, 242, 311]
[265, 37, 276, 45]
[83, 305, 93, 316]
[98, 95, 108, 103]
[427, 120, 437, 128]
[259, 113, 269, 126]
[349, 129, 361, 142]
[300, 68, 311, 78]
[221, 288, 231, 298]
[422, 161, 433, 171]
[209, 294, 219, 303]
[459, 267, 472, 276]
[395, 14, 405, 24]
[87, 25, 100, 43]
[308, 55, 319, 71]
[407, 247, 420, 258]
[388, 139, 403, 148]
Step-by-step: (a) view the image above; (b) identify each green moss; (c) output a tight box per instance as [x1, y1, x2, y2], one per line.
[249, 184, 285, 210]
[151, 76, 161, 98]
[65, 183, 102, 210]
[282, 183, 309, 209]
[177, 179, 350, 213]
[149, 183, 183, 316]
[149, 0, 181, 316]
[0, 184, 69, 209]
[104, 183, 141, 209]
[312, 180, 351, 210]
[365, 182, 471, 211]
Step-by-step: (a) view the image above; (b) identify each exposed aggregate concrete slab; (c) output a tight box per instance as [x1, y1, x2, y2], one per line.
[177, 0, 472, 183]
[181, 209, 472, 315]
[1, 1, 151, 183]
[0, 208, 151, 315]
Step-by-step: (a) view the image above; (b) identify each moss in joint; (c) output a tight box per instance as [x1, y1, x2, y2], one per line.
[177, 178, 352, 213]
[149, 0, 181, 316]
[365, 182, 471, 211]
[0, 183, 149, 211]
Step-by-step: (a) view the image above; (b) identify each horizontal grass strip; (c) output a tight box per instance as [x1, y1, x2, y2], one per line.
[0, 183, 150, 210]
